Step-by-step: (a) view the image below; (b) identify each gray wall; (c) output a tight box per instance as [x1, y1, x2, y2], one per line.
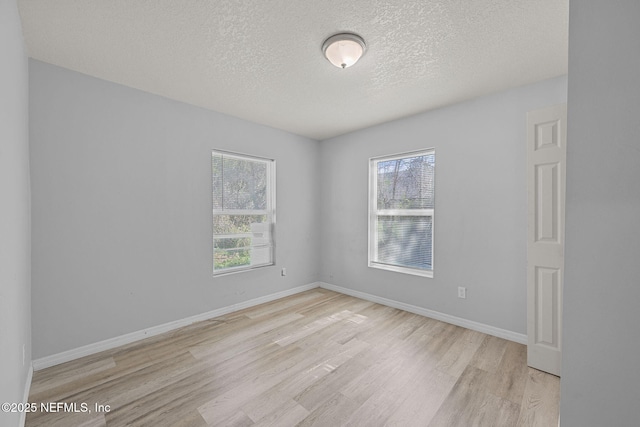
[30, 60, 320, 359]
[0, 1, 32, 426]
[561, 1, 640, 425]
[319, 76, 567, 335]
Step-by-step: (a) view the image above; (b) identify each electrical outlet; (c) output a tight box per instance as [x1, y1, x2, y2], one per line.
[281, 267, 287, 276]
[458, 287, 467, 299]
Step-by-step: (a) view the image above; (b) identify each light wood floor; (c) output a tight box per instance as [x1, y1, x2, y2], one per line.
[26, 289, 560, 426]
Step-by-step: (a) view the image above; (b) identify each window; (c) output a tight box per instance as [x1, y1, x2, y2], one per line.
[212, 150, 275, 275]
[369, 149, 435, 277]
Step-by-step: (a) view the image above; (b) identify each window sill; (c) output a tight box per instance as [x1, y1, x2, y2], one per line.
[368, 262, 434, 278]
[213, 262, 274, 277]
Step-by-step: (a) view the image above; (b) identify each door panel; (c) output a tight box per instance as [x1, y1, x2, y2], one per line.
[527, 103, 566, 376]
[535, 163, 559, 242]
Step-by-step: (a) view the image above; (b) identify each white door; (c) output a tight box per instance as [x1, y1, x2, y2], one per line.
[526, 103, 567, 376]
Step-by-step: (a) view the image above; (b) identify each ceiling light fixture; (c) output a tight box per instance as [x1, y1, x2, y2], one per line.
[322, 33, 366, 69]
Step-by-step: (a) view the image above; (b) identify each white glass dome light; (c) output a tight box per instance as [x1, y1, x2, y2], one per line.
[322, 33, 366, 69]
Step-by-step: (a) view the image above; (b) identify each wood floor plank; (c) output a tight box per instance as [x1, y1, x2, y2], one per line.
[383, 368, 457, 427]
[293, 353, 371, 413]
[296, 392, 359, 427]
[469, 335, 509, 374]
[436, 328, 485, 378]
[242, 390, 293, 422]
[26, 289, 560, 427]
[274, 338, 370, 400]
[78, 415, 107, 427]
[189, 312, 304, 358]
[216, 410, 254, 427]
[115, 343, 301, 426]
[488, 341, 530, 404]
[274, 310, 357, 347]
[428, 364, 522, 427]
[342, 332, 448, 426]
[251, 399, 309, 427]
[243, 291, 328, 319]
[197, 346, 314, 423]
[339, 341, 414, 406]
[29, 356, 116, 398]
[151, 410, 208, 427]
[516, 368, 561, 426]
[428, 366, 498, 427]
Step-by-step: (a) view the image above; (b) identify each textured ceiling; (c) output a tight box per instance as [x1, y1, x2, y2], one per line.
[18, 0, 568, 140]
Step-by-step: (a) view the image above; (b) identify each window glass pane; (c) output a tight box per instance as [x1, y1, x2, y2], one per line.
[222, 156, 267, 210]
[214, 248, 251, 271]
[213, 215, 267, 235]
[376, 216, 432, 270]
[213, 154, 267, 211]
[377, 153, 435, 209]
[213, 232, 272, 271]
[212, 153, 223, 210]
[214, 237, 251, 249]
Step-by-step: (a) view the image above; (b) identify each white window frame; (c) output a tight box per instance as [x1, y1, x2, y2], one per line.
[212, 149, 276, 276]
[368, 148, 435, 278]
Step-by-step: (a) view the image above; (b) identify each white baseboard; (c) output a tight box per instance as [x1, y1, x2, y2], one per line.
[32, 282, 320, 371]
[19, 364, 33, 427]
[319, 282, 527, 345]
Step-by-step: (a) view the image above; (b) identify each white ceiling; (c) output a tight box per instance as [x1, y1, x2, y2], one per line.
[18, 0, 568, 141]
